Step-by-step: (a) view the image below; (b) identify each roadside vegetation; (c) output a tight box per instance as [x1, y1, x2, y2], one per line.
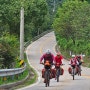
[0, 0, 50, 87]
[0, 0, 90, 88]
[0, 54, 38, 90]
[12, 54, 38, 90]
[0, 32, 19, 68]
[53, 0, 90, 67]
[0, 0, 53, 69]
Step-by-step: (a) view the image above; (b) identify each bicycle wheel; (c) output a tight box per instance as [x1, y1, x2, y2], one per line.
[73, 74, 74, 80]
[47, 76, 50, 86]
[78, 66, 81, 76]
[56, 69, 60, 82]
[45, 70, 50, 87]
[72, 69, 75, 80]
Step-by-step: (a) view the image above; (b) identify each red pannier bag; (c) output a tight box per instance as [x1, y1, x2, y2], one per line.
[51, 68, 56, 78]
[68, 66, 78, 74]
[75, 66, 79, 74]
[42, 68, 54, 79]
[42, 68, 45, 78]
[60, 67, 64, 75]
[68, 67, 72, 74]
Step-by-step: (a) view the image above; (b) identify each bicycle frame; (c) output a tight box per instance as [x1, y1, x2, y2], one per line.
[44, 68, 50, 87]
[55, 66, 60, 82]
[43, 60, 51, 87]
[71, 65, 76, 80]
[77, 65, 81, 76]
[55, 63, 64, 82]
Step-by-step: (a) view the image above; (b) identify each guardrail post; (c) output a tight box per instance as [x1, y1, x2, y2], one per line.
[11, 75, 15, 80]
[15, 74, 18, 79]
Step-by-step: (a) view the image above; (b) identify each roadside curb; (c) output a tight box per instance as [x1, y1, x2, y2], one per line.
[0, 74, 29, 90]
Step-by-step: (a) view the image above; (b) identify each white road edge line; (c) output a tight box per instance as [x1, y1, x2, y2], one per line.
[16, 51, 41, 90]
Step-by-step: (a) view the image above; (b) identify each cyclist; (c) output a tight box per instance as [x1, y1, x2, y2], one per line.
[75, 55, 83, 65]
[54, 52, 64, 65]
[69, 55, 79, 74]
[40, 49, 54, 83]
[69, 55, 79, 65]
[75, 55, 84, 73]
[40, 49, 54, 64]
[54, 52, 64, 77]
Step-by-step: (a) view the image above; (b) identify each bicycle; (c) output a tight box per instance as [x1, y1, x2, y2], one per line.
[55, 63, 64, 82]
[69, 64, 78, 80]
[41, 60, 51, 87]
[76, 56, 84, 76]
[77, 62, 84, 76]
[77, 65, 81, 76]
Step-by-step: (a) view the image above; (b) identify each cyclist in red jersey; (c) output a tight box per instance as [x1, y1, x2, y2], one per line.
[54, 52, 64, 65]
[40, 49, 54, 83]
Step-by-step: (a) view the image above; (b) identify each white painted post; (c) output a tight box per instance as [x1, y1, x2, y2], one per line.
[20, 7, 24, 60]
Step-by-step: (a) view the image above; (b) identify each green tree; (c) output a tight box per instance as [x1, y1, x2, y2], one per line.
[0, 0, 50, 41]
[0, 0, 50, 68]
[53, 0, 90, 55]
[27, 0, 50, 36]
[0, 32, 19, 68]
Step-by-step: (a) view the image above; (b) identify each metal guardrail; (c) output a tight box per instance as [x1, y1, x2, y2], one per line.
[0, 30, 53, 77]
[24, 29, 53, 48]
[0, 29, 53, 89]
[0, 64, 26, 77]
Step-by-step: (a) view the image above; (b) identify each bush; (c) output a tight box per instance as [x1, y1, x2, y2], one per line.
[0, 32, 19, 68]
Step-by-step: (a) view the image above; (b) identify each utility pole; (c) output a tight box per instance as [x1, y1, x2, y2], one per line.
[53, 0, 55, 13]
[20, 7, 24, 63]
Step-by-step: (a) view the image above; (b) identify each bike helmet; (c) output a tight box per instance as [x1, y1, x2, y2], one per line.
[46, 49, 51, 54]
[57, 52, 61, 56]
[72, 55, 75, 58]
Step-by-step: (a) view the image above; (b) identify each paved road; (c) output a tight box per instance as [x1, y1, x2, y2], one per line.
[17, 31, 90, 90]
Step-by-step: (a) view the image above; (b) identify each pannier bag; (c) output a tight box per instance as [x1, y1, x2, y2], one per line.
[60, 67, 64, 75]
[42, 68, 56, 78]
[68, 67, 78, 74]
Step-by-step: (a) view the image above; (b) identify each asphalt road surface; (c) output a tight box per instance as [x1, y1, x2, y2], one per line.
[17, 31, 90, 90]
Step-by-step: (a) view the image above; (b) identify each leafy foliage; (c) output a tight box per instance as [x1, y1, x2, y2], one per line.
[0, 0, 51, 68]
[0, 0, 50, 41]
[53, 0, 90, 55]
[0, 32, 19, 68]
